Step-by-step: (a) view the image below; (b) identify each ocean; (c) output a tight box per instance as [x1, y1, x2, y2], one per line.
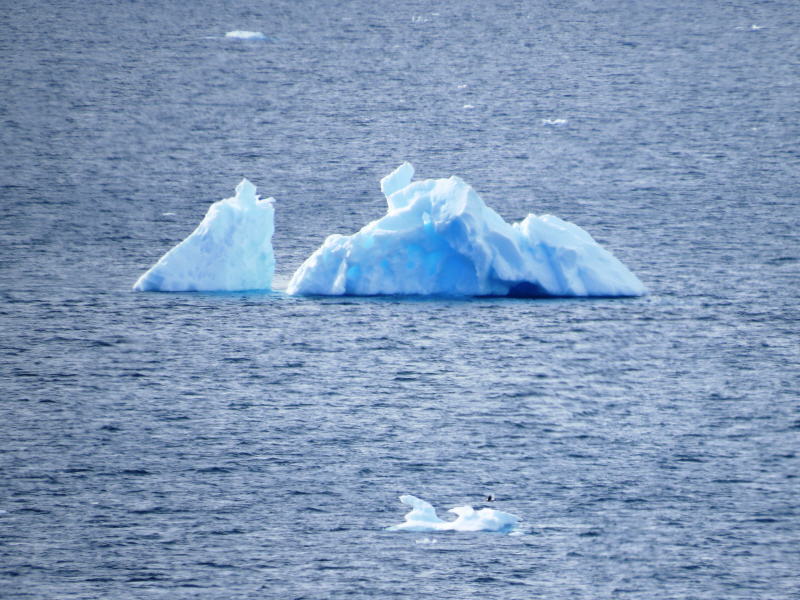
[1, 0, 798, 598]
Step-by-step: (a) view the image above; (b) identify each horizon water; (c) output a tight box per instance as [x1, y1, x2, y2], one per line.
[1, 1, 799, 598]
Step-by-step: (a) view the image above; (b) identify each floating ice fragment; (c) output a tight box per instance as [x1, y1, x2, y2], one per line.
[287, 163, 645, 297]
[542, 118, 567, 125]
[463, 104, 475, 109]
[133, 179, 275, 292]
[387, 495, 519, 533]
[225, 30, 268, 40]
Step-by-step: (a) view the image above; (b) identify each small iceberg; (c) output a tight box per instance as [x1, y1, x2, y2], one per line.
[387, 495, 519, 533]
[225, 30, 268, 40]
[133, 180, 275, 292]
[287, 163, 645, 297]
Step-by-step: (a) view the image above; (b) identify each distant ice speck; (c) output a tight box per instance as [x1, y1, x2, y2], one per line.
[387, 495, 519, 533]
[225, 30, 268, 40]
[287, 162, 646, 298]
[457, 84, 468, 89]
[133, 179, 275, 292]
[542, 118, 567, 125]
[162, 212, 175, 216]
[415, 537, 437, 544]
[750, 24, 763, 30]
[463, 104, 475, 109]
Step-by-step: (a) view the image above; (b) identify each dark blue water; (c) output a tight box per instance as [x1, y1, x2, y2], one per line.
[2, 1, 799, 598]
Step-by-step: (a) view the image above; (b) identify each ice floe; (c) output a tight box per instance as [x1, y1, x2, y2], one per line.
[415, 537, 438, 544]
[225, 30, 268, 40]
[387, 495, 519, 533]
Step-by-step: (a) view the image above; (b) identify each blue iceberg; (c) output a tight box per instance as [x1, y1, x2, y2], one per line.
[287, 163, 645, 297]
[387, 495, 519, 533]
[133, 179, 275, 292]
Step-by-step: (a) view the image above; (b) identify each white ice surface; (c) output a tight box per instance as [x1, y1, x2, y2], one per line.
[387, 495, 519, 533]
[133, 179, 275, 292]
[287, 163, 645, 297]
[225, 30, 267, 40]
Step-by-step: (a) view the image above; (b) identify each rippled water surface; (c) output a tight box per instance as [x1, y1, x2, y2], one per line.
[2, 1, 799, 598]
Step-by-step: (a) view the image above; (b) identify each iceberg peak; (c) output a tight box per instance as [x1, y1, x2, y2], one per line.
[287, 163, 646, 298]
[380, 161, 415, 210]
[234, 178, 258, 205]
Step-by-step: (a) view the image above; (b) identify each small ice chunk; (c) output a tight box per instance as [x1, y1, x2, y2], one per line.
[387, 495, 519, 534]
[225, 30, 268, 40]
[133, 179, 275, 292]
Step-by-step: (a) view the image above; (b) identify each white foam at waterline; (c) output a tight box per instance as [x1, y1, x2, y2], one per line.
[387, 495, 520, 533]
[225, 30, 268, 40]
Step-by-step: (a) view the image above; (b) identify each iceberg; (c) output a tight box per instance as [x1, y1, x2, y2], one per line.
[225, 30, 268, 40]
[387, 495, 519, 533]
[133, 179, 275, 292]
[287, 163, 645, 297]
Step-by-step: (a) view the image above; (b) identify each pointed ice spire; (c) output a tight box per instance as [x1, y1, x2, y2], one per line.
[380, 162, 415, 202]
[234, 178, 258, 206]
